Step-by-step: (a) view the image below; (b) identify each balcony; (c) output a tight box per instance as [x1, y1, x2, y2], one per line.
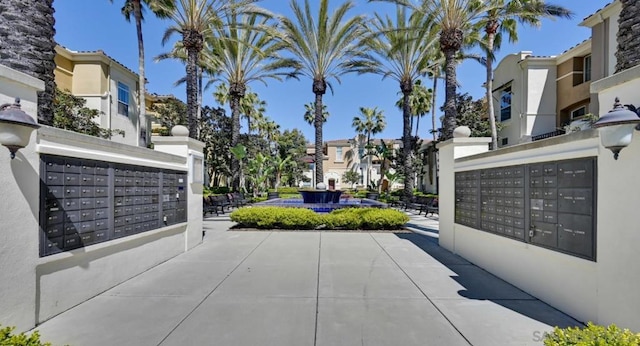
[532, 129, 566, 141]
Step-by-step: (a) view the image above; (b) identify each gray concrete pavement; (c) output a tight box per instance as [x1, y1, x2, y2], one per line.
[35, 211, 580, 346]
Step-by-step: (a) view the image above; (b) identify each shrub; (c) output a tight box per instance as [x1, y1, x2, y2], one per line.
[544, 323, 640, 346]
[360, 208, 409, 229]
[270, 187, 300, 194]
[231, 207, 320, 229]
[0, 325, 52, 346]
[230, 207, 409, 230]
[279, 193, 302, 199]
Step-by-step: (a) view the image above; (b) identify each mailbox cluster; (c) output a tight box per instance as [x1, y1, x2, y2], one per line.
[480, 165, 526, 240]
[40, 155, 188, 257]
[529, 159, 595, 259]
[454, 170, 480, 228]
[455, 158, 596, 261]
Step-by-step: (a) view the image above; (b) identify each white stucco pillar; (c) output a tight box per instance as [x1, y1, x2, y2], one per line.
[436, 136, 491, 253]
[0, 65, 44, 331]
[152, 127, 205, 250]
[591, 65, 640, 330]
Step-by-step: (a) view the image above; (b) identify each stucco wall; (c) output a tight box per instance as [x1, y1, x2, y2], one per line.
[109, 66, 138, 146]
[0, 64, 203, 331]
[524, 63, 557, 137]
[0, 65, 44, 332]
[440, 125, 640, 330]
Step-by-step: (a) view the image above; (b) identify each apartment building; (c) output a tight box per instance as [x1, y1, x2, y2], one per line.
[304, 137, 403, 191]
[54, 45, 148, 147]
[492, 1, 623, 147]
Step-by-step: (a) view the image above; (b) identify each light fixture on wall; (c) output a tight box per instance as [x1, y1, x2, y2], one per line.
[0, 98, 40, 159]
[593, 97, 640, 160]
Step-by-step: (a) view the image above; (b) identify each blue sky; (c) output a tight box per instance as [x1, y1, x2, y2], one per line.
[54, 0, 609, 142]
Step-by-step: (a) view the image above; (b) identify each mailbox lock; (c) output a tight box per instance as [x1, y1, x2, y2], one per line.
[529, 226, 535, 238]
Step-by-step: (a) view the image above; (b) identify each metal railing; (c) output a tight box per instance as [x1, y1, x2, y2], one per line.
[532, 129, 566, 141]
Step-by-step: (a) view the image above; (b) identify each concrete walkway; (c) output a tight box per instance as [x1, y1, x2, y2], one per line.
[35, 212, 580, 346]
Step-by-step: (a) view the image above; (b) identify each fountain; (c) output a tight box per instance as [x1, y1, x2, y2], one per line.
[255, 183, 386, 212]
[299, 183, 343, 203]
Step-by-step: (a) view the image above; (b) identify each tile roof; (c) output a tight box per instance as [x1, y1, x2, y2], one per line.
[57, 44, 140, 79]
[559, 38, 591, 56]
[583, 2, 613, 21]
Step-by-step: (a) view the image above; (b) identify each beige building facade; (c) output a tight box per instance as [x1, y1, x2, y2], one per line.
[304, 137, 402, 191]
[492, 1, 623, 147]
[54, 45, 148, 147]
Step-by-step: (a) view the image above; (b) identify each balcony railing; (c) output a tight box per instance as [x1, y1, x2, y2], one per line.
[532, 129, 566, 142]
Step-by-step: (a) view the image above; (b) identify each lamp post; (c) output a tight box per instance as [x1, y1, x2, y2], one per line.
[0, 98, 40, 159]
[593, 97, 640, 160]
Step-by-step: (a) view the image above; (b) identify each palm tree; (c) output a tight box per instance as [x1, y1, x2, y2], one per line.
[359, 5, 437, 200]
[616, 0, 640, 72]
[395, 79, 432, 137]
[352, 107, 386, 148]
[303, 102, 329, 126]
[155, 42, 219, 133]
[159, 0, 257, 138]
[214, 84, 266, 135]
[352, 107, 386, 188]
[256, 118, 280, 143]
[391, 0, 492, 140]
[111, 0, 175, 146]
[240, 91, 267, 135]
[279, 0, 370, 187]
[480, 0, 572, 149]
[427, 61, 444, 141]
[0, 0, 56, 125]
[205, 10, 298, 191]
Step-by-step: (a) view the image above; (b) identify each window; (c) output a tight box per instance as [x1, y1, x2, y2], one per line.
[500, 86, 512, 121]
[501, 138, 509, 146]
[117, 82, 129, 116]
[584, 55, 592, 82]
[336, 147, 343, 162]
[571, 106, 586, 120]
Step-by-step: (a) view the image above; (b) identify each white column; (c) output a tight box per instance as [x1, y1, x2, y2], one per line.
[0, 64, 44, 331]
[436, 135, 490, 253]
[152, 127, 205, 250]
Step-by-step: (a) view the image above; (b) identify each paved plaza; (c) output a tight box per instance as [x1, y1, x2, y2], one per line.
[35, 212, 580, 346]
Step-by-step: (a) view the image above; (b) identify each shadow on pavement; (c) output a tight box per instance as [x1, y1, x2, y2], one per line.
[394, 232, 582, 329]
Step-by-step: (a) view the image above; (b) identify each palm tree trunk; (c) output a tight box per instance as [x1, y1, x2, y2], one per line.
[314, 92, 324, 187]
[134, 1, 147, 147]
[616, 0, 640, 72]
[230, 93, 242, 191]
[410, 113, 415, 137]
[197, 66, 203, 137]
[401, 80, 413, 201]
[443, 47, 458, 140]
[415, 113, 420, 138]
[486, 30, 498, 150]
[186, 47, 199, 138]
[0, 0, 56, 125]
[431, 71, 438, 141]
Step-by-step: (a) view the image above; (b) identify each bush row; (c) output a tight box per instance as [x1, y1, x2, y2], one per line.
[269, 187, 300, 194]
[544, 323, 640, 345]
[230, 207, 409, 230]
[1, 325, 51, 346]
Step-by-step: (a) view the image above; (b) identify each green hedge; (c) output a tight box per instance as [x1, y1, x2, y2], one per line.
[1, 325, 52, 346]
[230, 207, 409, 230]
[269, 187, 300, 194]
[544, 323, 640, 345]
[203, 186, 230, 196]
